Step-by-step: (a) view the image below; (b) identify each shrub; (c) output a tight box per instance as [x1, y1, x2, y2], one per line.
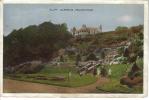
[86, 53, 98, 61]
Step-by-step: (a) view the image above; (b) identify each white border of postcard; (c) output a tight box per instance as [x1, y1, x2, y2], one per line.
[0, 0, 148, 98]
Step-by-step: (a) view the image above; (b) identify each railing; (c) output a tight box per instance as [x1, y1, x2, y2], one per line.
[78, 61, 101, 76]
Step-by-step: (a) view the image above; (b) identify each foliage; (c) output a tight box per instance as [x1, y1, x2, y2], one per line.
[100, 66, 108, 77]
[136, 58, 143, 69]
[4, 21, 72, 67]
[128, 61, 143, 79]
[97, 79, 143, 93]
[123, 47, 129, 57]
[109, 64, 129, 79]
[75, 54, 81, 66]
[128, 32, 143, 60]
[86, 53, 98, 61]
[97, 64, 142, 93]
[130, 25, 143, 33]
[71, 27, 77, 36]
[115, 56, 128, 64]
[115, 26, 128, 31]
[129, 40, 142, 55]
[5, 64, 97, 87]
[117, 47, 125, 56]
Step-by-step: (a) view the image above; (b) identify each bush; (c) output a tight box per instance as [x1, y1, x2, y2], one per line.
[115, 26, 128, 31]
[86, 53, 98, 61]
[136, 58, 143, 69]
[4, 21, 72, 67]
[117, 47, 125, 56]
[115, 56, 128, 64]
[97, 79, 143, 93]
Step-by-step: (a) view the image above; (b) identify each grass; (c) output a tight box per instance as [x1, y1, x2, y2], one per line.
[96, 79, 143, 93]
[96, 64, 143, 93]
[39, 64, 75, 74]
[110, 64, 129, 79]
[5, 63, 97, 87]
[6, 73, 96, 87]
[4, 63, 143, 93]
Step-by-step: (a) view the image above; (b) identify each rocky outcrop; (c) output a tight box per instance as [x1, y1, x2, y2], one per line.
[5, 61, 44, 74]
[120, 76, 143, 88]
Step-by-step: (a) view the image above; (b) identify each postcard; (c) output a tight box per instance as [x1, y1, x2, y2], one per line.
[0, 0, 148, 98]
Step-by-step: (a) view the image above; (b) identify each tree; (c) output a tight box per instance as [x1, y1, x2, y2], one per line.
[120, 26, 144, 87]
[127, 32, 143, 63]
[60, 23, 68, 32]
[4, 21, 72, 67]
[71, 27, 76, 36]
[115, 26, 128, 31]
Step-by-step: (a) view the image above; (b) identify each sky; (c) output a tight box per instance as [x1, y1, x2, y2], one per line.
[4, 4, 144, 36]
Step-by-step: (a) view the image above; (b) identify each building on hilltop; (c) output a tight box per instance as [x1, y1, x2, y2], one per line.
[71, 24, 102, 36]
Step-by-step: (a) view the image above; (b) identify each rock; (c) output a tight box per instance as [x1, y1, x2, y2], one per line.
[13, 61, 44, 74]
[120, 76, 143, 88]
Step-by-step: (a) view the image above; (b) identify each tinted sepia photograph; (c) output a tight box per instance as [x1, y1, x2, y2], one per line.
[2, 3, 146, 96]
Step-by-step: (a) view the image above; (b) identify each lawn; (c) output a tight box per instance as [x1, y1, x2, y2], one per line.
[96, 64, 143, 93]
[110, 64, 129, 79]
[96, 79, 143, 93]
[5, 63, 97, 87]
